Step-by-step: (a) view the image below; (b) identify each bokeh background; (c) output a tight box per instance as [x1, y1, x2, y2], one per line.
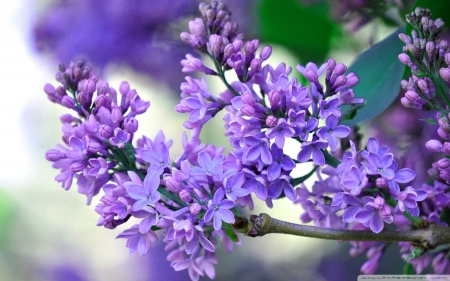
[0, 0, 435, 280]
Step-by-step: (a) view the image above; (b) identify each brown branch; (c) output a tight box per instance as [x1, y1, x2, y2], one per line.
[245, 213, 450, 250]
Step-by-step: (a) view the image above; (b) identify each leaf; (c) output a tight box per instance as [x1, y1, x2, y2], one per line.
[343, 26, 406, 126]
[257, 0, 338, 64]
[225, 228, 238, 243]
[419, 118, 438, 125]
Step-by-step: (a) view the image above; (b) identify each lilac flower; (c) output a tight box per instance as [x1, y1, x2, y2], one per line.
[190, 151, 224, 181]
[297, 139, 328, 166]
[355, 196, 393, 233]
[223, 172, 250, 201]
[365, 152, 395, 180]
[109, 128, 131, 149]
[204, 189, 235, 230]
[389, 186, 427, 216]
[341, 165, 369, 196]
[267, 144, 295, 181]
[140, 142, 171, 175]
[124, 170, 161, 211]
[317, 114, 351, 151]
[319, 96, 342, 119]
[360, 137, 389, 159]
[242, 135, 272, 165]
[87, 157, 109, 177]
[297, 117, 318, 141]
[386, 160, 416, 192]
[265, 118, 295, 148]
[267, 176, 296, 201]
[116, 224, 158, 256]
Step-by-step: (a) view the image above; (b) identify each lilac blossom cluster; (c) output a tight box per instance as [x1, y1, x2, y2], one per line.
[43, 1, 450, 280]
[396, 7, 450, 273]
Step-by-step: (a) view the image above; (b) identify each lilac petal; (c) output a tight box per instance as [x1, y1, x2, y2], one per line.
[343, 193, 361, 205]
[127, 171, 142, 185]
[415, 190, 427, 201]
[213, 188, 225, 203]
[333, 126, 351, 138]
[138, 236, 148, 256]
[380, 154, 393, 168]
[297, 145, 312, 162]
[394, 168, 416, 183]
[144, 171, 160, 194]
[139, 216, 154, 234]
[213, 214, 222, 230]
[343, 206, 363, 223]
[199, 234, 215, 252]
[367, 153, 380, 168]
[197, 151, 211, 168]
[218, 199, 235, 209]
[366, 138, 379, 153]
[133, 199, 149, 211]
[281, 157, 295, 170]
[267, 164, 281, 181]
[370, 213, 384, 233]
[311, 147, 325, 166]
[328, 135, 338, 151]
[325, 114, 339, 128]
[125, 183, 148, 199]
[407, 207, 420, 217]
[331, 192, 343, 206]
[283, 183, 296, 201]
[218, 209, 235, 223]
[245, 145, 261, 161]
[355, 209, 373, 224]
[381, 168, 395, 180]
[204, 209, 214, 223]
[267, 182, 282, 198]
[260, 147, 273, 164]
[128, 236, 139, 254]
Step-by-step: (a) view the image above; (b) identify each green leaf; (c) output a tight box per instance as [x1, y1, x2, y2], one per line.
[439, 207, 450, 225]
[404, 247, 425, 261]
[225, 228, 239, 243]
[403, 263, 413, 275]
[419, 118, 438, 125]
[343, 26, 406, 126]
[257, 0, 337, 63]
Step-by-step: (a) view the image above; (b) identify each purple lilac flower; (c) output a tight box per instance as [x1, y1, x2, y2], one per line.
[297, 139, 328, 166]
[223, 172, 250, 201]
[364, 152, 395, 180]
[265, 118, 295, 148]
[319, 96, 342, 119]
[116, 224, 158, 256]
[389, 186, 427, 216]
[341, 165, 369, 196]
[204, 189, 235, 230]
[317, 114, 351, 151]
[190, 151, 224, 181]
[267, 144, 295, 181]
[140, 142, 171, 176]
[355, 196, 393, 233]
[242, 134, 272, 165]
[124, 170, 161, 211]
[109, 128, 131, 149]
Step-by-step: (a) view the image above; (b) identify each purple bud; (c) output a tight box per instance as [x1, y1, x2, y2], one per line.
[437, 158, 450, 169]
[426, 41, 435, 53]
[374, 196, 385, 209]
[266, 115, 277, 127]
[441, 40, 448, 50]
[61, 96, 75, 109]
[179, 189, 192, 203]
[123, 117, 138, 134]
[439, 68, 450, 82]
[45, 149, 64, 161]
[417, 79, 428, 91]
[241, 104, 255, 116]
[268, 90, 280, 107]
[428, 164, 440, 179]
[440, 170, 450, 182]
[438, 127, 450, 140]
[70, 161, 86, 172]
[260, 45, 272, 61]
[224, 44, 234, 60]
[445, 53, 450, 65]
[305, 70, 318, 82]
[405, 91, 419, 101]
[60, 114, 79, 124]
[333, 75, 347, 88]
[87, 142, 103, 153]
[111, 106, 123, 123]
[426, 139, 443, 152]
[119, 81, 130, 96]
[190, 202, 201, 215]
[241, 92, 255, 105]
[398, 53, 411, 64]
[99, 125, 113, 138]
[44, 83, 56, 95]
[334, 63, 347, 75]
[250, 58, 261, 73]
[327, 58, 336, 71]
[232, 39, 243, 52]
[443, 142, 450, 155]
[376, 177, 387, 188]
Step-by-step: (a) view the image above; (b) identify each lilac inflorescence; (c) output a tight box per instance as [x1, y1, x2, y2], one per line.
[43, 1, 450, 280]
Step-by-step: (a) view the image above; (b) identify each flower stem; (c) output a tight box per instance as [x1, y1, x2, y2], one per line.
[246, 213, 450, 249]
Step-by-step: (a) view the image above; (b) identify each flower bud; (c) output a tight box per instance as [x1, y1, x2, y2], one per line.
[268, 90, 280, 107]
[333, 63, 347, 75]
[61, 96, 75, 109]
[376, 177, 387, 188]
[241, 104, 255, 116]
[99, 125, 113, 138]
[179, 189, 192, 203]
[87, 142, 103, 153]
[374, 196, 385, 209]
[241, 92, 255, 105]
[123, 117, 138, 134]
[119, 81, 130, 96]
[439, 68, 450, 82]
[111, 106, 123, 123]
[438, 127, 450, 140]
[426, 139, 443, 152]
[437, 158, 450, 169]
[266, 115, 277, 127]
[189, 202, 201, 215]
[45, 149, 64, 161]
[70, 161, 86, 172]
[259, 45, 272, 61]
[398, 53, 411, 64]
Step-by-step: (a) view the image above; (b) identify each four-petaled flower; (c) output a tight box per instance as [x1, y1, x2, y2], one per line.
[204, 189, 235, 230]
[124, 170, 161, 211]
